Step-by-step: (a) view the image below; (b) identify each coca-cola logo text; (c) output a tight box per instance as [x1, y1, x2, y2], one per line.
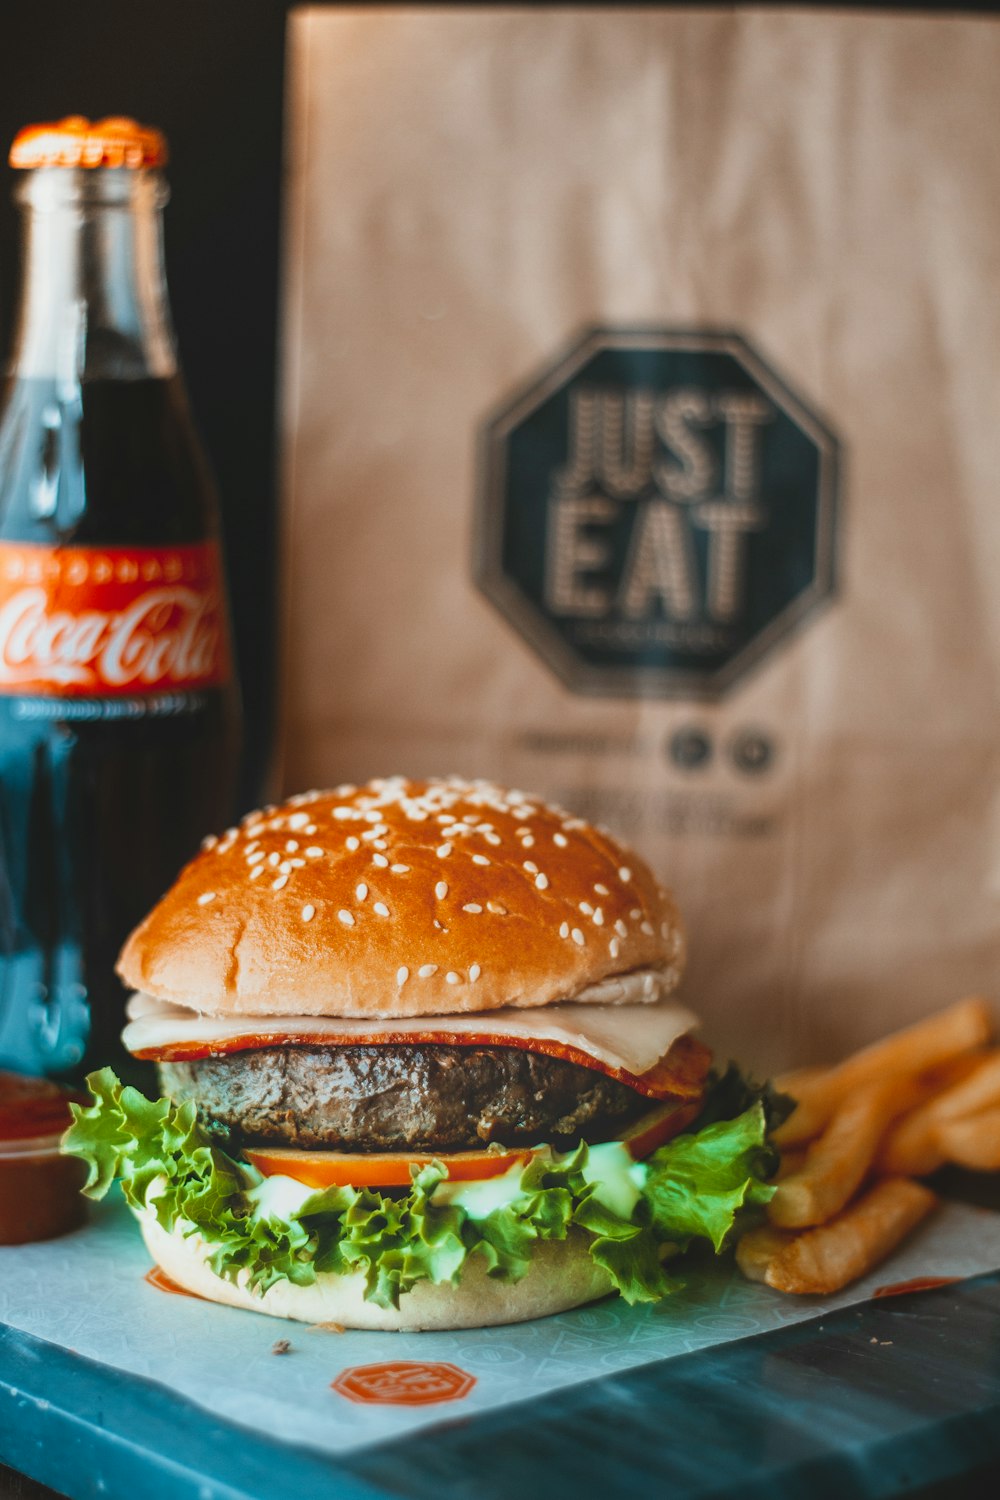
[0, 543, 230, 698]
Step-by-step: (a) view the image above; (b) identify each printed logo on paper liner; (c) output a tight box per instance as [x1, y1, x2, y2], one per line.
[332, 1360, 476, 1406]
[476, 328, 840, 699]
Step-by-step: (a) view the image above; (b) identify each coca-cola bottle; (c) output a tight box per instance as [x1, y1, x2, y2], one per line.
[0, 117, 242, 1081]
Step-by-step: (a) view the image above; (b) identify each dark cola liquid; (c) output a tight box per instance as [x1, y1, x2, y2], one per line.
[0, 376, 241, 1083]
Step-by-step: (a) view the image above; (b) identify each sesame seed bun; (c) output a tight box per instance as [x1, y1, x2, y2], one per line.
[117, 776, 685, 1020]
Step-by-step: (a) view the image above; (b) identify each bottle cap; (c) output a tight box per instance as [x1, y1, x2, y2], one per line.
[9, 116, 168, 170]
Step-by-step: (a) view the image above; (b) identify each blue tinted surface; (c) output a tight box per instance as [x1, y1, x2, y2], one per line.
[2, 1274, 1000, 1500]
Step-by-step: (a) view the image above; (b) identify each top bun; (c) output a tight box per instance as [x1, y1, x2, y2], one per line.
[118, 777, 685, 1019]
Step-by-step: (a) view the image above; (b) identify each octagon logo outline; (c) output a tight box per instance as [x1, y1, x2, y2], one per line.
[332, 1360, 476, 1406]
[474, 326, 840, 700]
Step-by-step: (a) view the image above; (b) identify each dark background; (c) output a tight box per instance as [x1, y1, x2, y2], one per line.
[0, 1, 288, 811]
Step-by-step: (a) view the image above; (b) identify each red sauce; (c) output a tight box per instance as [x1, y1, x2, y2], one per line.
[144, 1265, 204, 1299]
[872, 1276, 960, 1299]
[0, 1070, 88, 1245]
[136, 1030, 713, 1102]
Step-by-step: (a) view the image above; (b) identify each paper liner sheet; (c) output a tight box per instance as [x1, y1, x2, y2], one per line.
[1, 1195, 999, 1456]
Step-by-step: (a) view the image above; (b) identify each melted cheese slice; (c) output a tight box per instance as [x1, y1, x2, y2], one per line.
[123, 981, 699, 1083]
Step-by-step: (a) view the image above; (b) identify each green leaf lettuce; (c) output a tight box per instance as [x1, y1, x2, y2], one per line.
[63, 1068, 775, 1310]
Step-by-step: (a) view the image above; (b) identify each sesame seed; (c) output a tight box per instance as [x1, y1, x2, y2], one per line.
[373, 901, 390, 917]
[288, 813, 310, 830]
[336, 783, 356, 796]
[345, 836, 360, 851]
[289, 858, 306, 869]
[197, 891, 216, 905]
[337, 909, 355, 926]
[279, 860, 292, 874]
[609, 937, 621, 959]
[250, 866, 264, 880]
[201, 834, 218, 851]
[579, 901, 593, 916]
[304, 825, 317, 836]
[487, 901, 507, 915]
[469, 964, 481, 982]
[445, 972, 461, 984]
[273, 875, 289, 891]
[661, 921, 673, 939]
[521, 835, 535, 849]
[472, 854, 490, 866]
[535, 873, 549, 891]
[641, 921, 654, 937]
[484, 833, 501, 846]
[285, 840, 299, 853]
[594, 883, 609, 896]
[305, 847, 323, 858]
[436, 843, 452, 857]
[615, 919, 628, 938]
[559, 922, 570, 939]
[571, 928, 585, 946]
[356, 883, 368, 901]
[391, 863, 410, 874]
[397, 966, 409, 987]
[619, 867, 632, 882]
[372, 853, 389, 868]
[301, 904, 315, 922]
[523, 860, 538, 874]
[553, 833, 568, 848]
[372, 839, 388, 850]
[630, 908, 642, 920]
[593, 908, 604, 926]
[268, 852, 280, 867]
[418, 964, 437, 978]
[247, 851, 265, 865]
[332, 807, 353, 820]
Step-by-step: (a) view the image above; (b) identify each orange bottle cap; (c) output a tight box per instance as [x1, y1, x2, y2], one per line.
[9, 116, 168, 170]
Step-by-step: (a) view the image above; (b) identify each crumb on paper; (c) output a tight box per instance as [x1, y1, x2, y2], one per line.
[308, 1320, 346, 1334]
[270, 1339, 292, 1355]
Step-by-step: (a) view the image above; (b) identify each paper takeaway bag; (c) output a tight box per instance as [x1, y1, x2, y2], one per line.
[279, 6, 1000, 1070]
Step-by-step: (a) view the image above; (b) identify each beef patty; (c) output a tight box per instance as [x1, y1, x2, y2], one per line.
[158, 1044, 652, 1152]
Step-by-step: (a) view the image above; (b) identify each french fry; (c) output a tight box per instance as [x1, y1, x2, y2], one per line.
[774, 1148, 808, 1181]
[770, 1074, 931, 1228]
[878, 1050, 1000, 1175]
[735, 1226, 791, 1284]
[934, 1108, 1000, 1171]
[773, 997, 993, 1147]
[738, 1178, 937, 1295]
[774, 1065, 828, 1098]
[876, 1117, 945, 1178]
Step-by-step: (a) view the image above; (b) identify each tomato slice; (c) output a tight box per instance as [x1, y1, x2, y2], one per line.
[243, 1096, 704, 1191]
[617, 1098, 702, 1159]
[243, 1143, 533, 1190]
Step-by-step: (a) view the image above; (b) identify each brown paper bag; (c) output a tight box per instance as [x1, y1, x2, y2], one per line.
[279, 6, 1000, 1069]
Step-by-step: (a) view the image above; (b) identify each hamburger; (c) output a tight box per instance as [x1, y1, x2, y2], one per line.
[64, 776, 776, 1329]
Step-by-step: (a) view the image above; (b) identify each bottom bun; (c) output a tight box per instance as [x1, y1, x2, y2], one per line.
[139, 1213, 614, 1331]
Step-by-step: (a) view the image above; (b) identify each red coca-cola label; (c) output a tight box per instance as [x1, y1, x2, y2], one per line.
[0, 542, 231, 697]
